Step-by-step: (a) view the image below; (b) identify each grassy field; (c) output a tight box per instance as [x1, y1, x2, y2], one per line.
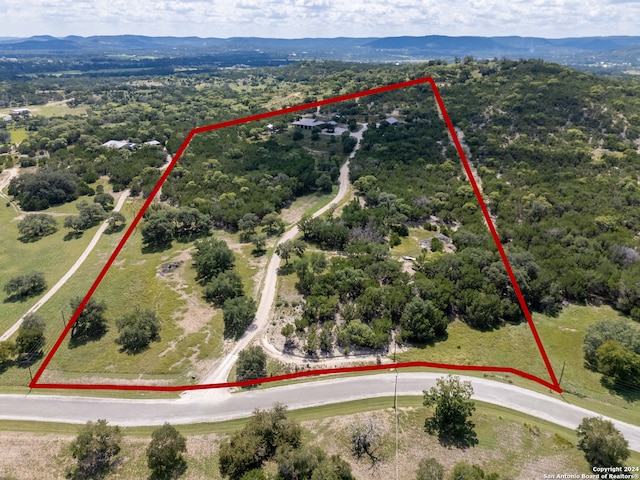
[390, 226, 434, 258]
[6, 126, 28, 144]
[0, 193, 260, 388]
[0, 102, 87, 119]
[0, 397, 637, 479]
[38, 198, 224, 384]
[0, 196, 100, 334]
[396, 304, 640, 426]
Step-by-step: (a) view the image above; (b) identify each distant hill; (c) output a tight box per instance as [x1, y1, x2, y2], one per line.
[1, 34, 640, 70]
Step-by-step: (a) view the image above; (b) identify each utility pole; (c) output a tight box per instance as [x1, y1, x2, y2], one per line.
[393, 329, 397, 364]
[558, 360, 566, 386]
[61, 309, 66, 328]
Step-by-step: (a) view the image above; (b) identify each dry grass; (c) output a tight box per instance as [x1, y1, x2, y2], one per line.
[0, 399, 637, 479]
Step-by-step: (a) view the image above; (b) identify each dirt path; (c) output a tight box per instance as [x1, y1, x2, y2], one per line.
[434, 97, 498, 231]
[454, 126, 498, 230]
[194, 125, 368, 391]
[154, 152, 173, 201]
[0, 190, 130, 342]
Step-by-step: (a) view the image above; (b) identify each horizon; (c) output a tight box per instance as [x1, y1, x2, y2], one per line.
[3, 33, 640, 41]
[1, 1, 638, 40]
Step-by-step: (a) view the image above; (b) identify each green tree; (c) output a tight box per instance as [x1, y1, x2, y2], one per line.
[238, 212, 259, 241]
[277, 446, 354, 480]
[142, 213, 174, 249]
[69, 419, 122, 479]
[423, 375, 477, 448]
[17, 213, 58, 241]
[400, 297, 447, 343]
[576, 417, 630, 468]
[251, 233, 267, 256]
[223, 296, 256, 339]
[430, 237, 444, 253]
[281, 323, 296, 347]
[276, 240, 295, 265]
[15, 312, 45, 358]
[192, 237, 235, 283]
[70, 297, 108, 343]
[76, 200, 106, 227]
[3, 271, 46, 300]
[146, 423, 187, 480]
[276, 239, 306, 266]
[449, 461, 497, 479]
[236, 345, 267, 382]
[416, 457, 444, 480]
[239, 470, 267, 480]
[93, 193, 115, 211]
[173, 207, 211, 239]
[219, 404, 302, 479]
[64, 214, 88, 234]
[105, 211, 126, 233]
[9, 168, 80, 211]
[115, 309, 161, 354]
[204, 271, 244, 307]
[0, 341, 16, 364]
[261, 212, 285, 236]
[461, 291, 503, 330]
[596, 340, 640, 385]
[583, 319, 640, 370]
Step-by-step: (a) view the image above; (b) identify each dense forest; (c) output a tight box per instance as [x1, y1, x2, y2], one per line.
[1, 58, 639, 365]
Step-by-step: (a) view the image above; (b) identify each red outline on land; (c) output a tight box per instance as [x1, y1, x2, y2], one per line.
[29, 77, 562, 393]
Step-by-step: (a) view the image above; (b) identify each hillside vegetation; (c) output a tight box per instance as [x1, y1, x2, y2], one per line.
[0, 59, 638, 405]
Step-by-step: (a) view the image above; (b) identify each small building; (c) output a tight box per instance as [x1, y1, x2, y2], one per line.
[2, 115, 12, 123]
[384, 117, 399, 125]
[292, 118, 325, 130]
[143, 140, 161, 147]
[325, 120, 338, 133]
[11, 108, 30, 116]
[102, 140, 137, 150]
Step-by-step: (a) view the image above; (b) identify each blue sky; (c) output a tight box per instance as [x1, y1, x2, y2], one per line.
[0, 0, 638, 38]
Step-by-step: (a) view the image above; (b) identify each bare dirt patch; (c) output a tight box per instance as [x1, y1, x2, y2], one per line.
[303, 408, 508, 480]
[517, 454, 576, 479]
[280, 194, 325, 225]
[38, 368, 175, 386]
[264, 91, 304, 111]
[0, 432, 71, 479]
[156, 249, 214, 336]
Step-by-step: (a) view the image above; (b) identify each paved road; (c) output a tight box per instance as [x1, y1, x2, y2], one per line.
[2, 373, 639, 451]
[0, 190, 130, 341]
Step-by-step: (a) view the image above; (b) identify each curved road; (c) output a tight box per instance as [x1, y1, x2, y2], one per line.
[3, 134, 639, 454]
[1, 373, 639, 451]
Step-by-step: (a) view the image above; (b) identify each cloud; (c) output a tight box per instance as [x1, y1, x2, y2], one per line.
[0, 0, 638, 38]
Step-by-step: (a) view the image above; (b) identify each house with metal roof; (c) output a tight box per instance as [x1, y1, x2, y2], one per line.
[102, 140, 136, 150]
[292, 118, 326, 130]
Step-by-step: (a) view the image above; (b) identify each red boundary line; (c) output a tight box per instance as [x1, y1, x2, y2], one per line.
[29, 77, 562, 394]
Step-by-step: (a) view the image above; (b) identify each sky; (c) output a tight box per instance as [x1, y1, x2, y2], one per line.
[0, 0, 639, 39]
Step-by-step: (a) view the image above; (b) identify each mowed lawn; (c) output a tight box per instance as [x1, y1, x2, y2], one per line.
[0, 200, 98, 334]
[396, 304, 640, 426]
[6, 126, 28, 145]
